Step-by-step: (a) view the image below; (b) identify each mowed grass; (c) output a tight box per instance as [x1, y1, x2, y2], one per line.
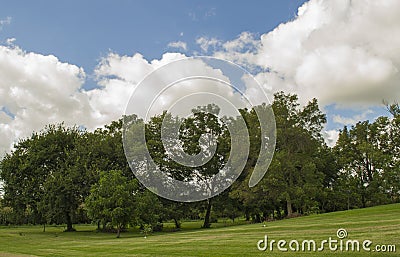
[0, 203, 399, 257]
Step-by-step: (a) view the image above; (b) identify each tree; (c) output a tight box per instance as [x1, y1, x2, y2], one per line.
[384, 101, 400, 117]
[0, 124, 90, 230]
[135, 190, 163, 231]
[36, 124, 89, 231]
[85, 170, 137, 238]
[144, 104, 231, 228]
[382, 107, 400, 202]
[231, 92, 327, 218]
[0, 198, 14, 225]
[269, 92, 326, 216]
[334, 115, 398, 208]
[0, 135, 45, 225]
[180, 104, 229, 228]
[160, 199, 193, 229]
[230, 105, 278, 222]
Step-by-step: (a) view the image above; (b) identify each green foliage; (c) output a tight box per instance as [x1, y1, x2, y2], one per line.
[0, 124, 86, 228]
[135, 189, 163, 229]
[85, 170, 137, 237]
[232, 92, 327, 219]
[141, 223, 152, 238]
[145, 104, 231, 228]
[1, 92, 399, 232]
[0, 121, 129, 229]
[0, 204, 13, 225]
[333, 114, 400, 209]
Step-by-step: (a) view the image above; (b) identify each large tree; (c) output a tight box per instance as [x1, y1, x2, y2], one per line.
[0, 121, 129, 230]
[143, 104, 231, 228]
[231, 92, 327, 218]
[85, 170, 137, 238]
[0, 124, 88, 230]
[334, 115, 399, 208]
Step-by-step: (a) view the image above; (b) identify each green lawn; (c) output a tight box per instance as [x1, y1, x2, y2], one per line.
[0, 203, 399, 256]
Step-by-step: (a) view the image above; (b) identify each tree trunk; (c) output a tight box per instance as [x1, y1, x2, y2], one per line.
[277, 207, 282, 219]
[65, 212, 74, 232]
[43, 223, 46, 233]
[102, 220, 107, 231]
[173, 218, 181, 229]
[202, 198, 212, 228]
[116, 226, 121, 238]
[347, 194, 350, 210]
[245, 209, 250, 221]
[361, 192, 366, 208]
[286, 197, 293, 217]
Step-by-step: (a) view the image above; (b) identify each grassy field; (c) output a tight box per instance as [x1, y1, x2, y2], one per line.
[0, 203, 399, 256]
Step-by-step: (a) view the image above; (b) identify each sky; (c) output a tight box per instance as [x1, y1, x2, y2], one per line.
[0, 0, 399, 157]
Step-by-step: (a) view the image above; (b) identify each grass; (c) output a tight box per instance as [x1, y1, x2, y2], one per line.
[0, 203, 399, 256]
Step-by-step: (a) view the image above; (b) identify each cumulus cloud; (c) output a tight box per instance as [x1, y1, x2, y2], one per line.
[0, 45, 92, 157]
[0, 42, 262, 157]
[199, 0, 400, 146]
[196, 37, 222, 53]
[210, 32, 261, 71]
[167, 41, 188, 51]
[196, 32, 259, 66]
[88, 52, 189, 126]
[0, 46, 193, 157]
[5, 38, 16, 45]
[88, 52, 154, 127]
[93, 52, 248, 121]
[3, 0, 400, 156]
[210, 0, 400, 107]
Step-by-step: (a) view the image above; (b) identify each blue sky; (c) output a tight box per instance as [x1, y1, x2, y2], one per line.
[0, 0, 398, 153]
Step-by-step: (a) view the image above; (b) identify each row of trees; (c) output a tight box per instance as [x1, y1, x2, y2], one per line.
[0, 92, 399, 236]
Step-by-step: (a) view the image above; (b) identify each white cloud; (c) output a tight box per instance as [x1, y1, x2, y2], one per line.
[213, 32, 260, 70]
[5, 38, 16, 45]
[222, 32, 258, 52]
[332, 109, 374, 126]
[196, 32, 259, 60]
[0, 17, 11, 30]
[88, 52, 191, 126]
[196, 37, 222, 53]
[323, 129, 339, 147]
[209, 0, 400, 107]
[94, 53, 247, 120]
[167, 41, 188, 51]
[3, 0, 400, 155]
[0, 45, 91, 157]
[0, 45, 194, 157]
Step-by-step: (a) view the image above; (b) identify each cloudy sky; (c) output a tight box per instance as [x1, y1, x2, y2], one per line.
[0, 0, 399, 157]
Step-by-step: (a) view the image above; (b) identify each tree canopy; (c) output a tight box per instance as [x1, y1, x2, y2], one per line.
[0, 92, 399, 235]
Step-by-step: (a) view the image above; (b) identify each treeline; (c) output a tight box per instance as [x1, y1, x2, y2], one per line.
[0, 92, 399, 236]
